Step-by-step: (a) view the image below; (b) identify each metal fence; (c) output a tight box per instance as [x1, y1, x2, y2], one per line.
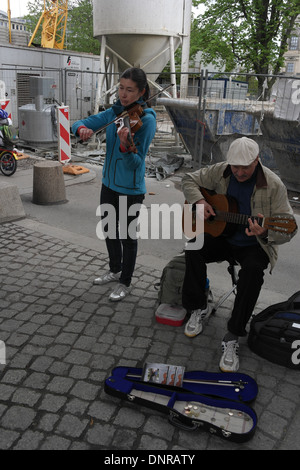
[1, 65, 300, 191]
[1, 64, 299, 124]
[0, 67, 103, 127]
[157, 71, 300, 175]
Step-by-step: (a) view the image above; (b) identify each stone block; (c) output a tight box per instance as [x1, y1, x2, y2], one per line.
[32, 161, 67, 205]
[0, 182, 26, 223]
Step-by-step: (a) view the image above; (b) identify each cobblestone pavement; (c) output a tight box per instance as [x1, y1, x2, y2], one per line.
[0, 219, 300, 452]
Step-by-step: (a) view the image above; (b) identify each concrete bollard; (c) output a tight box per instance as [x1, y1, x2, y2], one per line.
[0, 181, 26, 223]
[32, 161, 67, 205]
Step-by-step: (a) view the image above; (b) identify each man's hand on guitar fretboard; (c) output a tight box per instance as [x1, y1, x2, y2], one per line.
[246, 213, 268, 238]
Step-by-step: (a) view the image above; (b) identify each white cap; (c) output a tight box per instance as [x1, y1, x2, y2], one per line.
[226, 137, 259, 166]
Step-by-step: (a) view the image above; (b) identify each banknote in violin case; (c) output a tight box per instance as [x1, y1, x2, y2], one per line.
[104, 364, 258, 443]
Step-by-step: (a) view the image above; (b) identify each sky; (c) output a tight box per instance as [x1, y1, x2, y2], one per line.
[4, 1, 203, 18]
[4, 0, 29, 17]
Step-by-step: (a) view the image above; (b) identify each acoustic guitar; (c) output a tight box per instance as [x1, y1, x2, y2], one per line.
[182, 187, 298, 239]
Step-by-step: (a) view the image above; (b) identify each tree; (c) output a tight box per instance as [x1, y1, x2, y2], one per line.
[193, 0, 300, 97]
[66, 0, 100, 54]
[25, 0, 45, 45]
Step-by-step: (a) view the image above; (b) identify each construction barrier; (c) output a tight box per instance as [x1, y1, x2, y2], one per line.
[57, 106, 71, 164]
[0, 99, 12, 119]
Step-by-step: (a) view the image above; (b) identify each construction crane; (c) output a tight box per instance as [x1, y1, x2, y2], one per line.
[28, 0, 68, 49]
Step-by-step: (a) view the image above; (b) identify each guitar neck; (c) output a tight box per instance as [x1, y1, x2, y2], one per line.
[215, 210, 263, 227]
[192, 188, 297, 236]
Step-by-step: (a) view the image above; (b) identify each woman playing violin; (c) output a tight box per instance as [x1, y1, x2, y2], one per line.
[72, 67, 156, 301]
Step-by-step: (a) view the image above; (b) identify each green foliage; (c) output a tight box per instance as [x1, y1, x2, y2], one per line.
[24, 0, 44, 45]
[66, 0, 100, 54]
[192, 0, 300, 96]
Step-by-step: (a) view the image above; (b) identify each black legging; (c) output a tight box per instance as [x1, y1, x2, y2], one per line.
[182, 234, 270, 336]
[100, 184, 144, 287]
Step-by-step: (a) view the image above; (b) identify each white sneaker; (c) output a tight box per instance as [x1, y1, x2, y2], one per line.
[219, 340, 239, 372]
[184, 306, 209, 337]
[109, 283, 132, 302]
[93, 271, 120, 285]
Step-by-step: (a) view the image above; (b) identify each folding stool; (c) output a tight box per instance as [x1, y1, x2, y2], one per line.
[211, 262, 239, 315]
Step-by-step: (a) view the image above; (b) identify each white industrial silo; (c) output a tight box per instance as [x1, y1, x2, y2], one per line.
[92, 0, 192, 108]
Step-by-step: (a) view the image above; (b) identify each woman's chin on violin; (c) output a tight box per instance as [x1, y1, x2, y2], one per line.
[71, 67, 157, 302]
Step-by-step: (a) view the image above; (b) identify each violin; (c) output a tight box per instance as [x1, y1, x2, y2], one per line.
[116, 85, 174, 151]
[124, 103, 144, 133]
[115, 103, 144, 153]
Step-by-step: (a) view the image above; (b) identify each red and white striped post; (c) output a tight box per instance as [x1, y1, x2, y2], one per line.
[57, 106, 71, 164]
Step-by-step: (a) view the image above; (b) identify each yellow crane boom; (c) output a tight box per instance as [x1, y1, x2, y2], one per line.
[28, 0, 68, 49]
[7, 0, 12, 43]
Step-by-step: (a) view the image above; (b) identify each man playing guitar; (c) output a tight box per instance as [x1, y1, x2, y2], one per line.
[182, 137, 297, 372]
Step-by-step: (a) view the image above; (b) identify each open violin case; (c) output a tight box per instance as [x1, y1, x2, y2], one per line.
[105, 365, 258, 443]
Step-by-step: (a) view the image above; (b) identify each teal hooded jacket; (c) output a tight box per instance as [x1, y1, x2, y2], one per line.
[72, 99, 156, 195]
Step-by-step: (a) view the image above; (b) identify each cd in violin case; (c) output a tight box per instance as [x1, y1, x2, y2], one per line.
[104, 364, 258, 443]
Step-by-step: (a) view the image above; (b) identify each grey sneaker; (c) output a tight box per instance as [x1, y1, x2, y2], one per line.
[109, 283, 132, 302]
[93, 271, 120, 285]
[219, 340, 239, 372]
[184, 306, 209, 337]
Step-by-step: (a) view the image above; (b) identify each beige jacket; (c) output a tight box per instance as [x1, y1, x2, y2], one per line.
[182, 161, 297, 271]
